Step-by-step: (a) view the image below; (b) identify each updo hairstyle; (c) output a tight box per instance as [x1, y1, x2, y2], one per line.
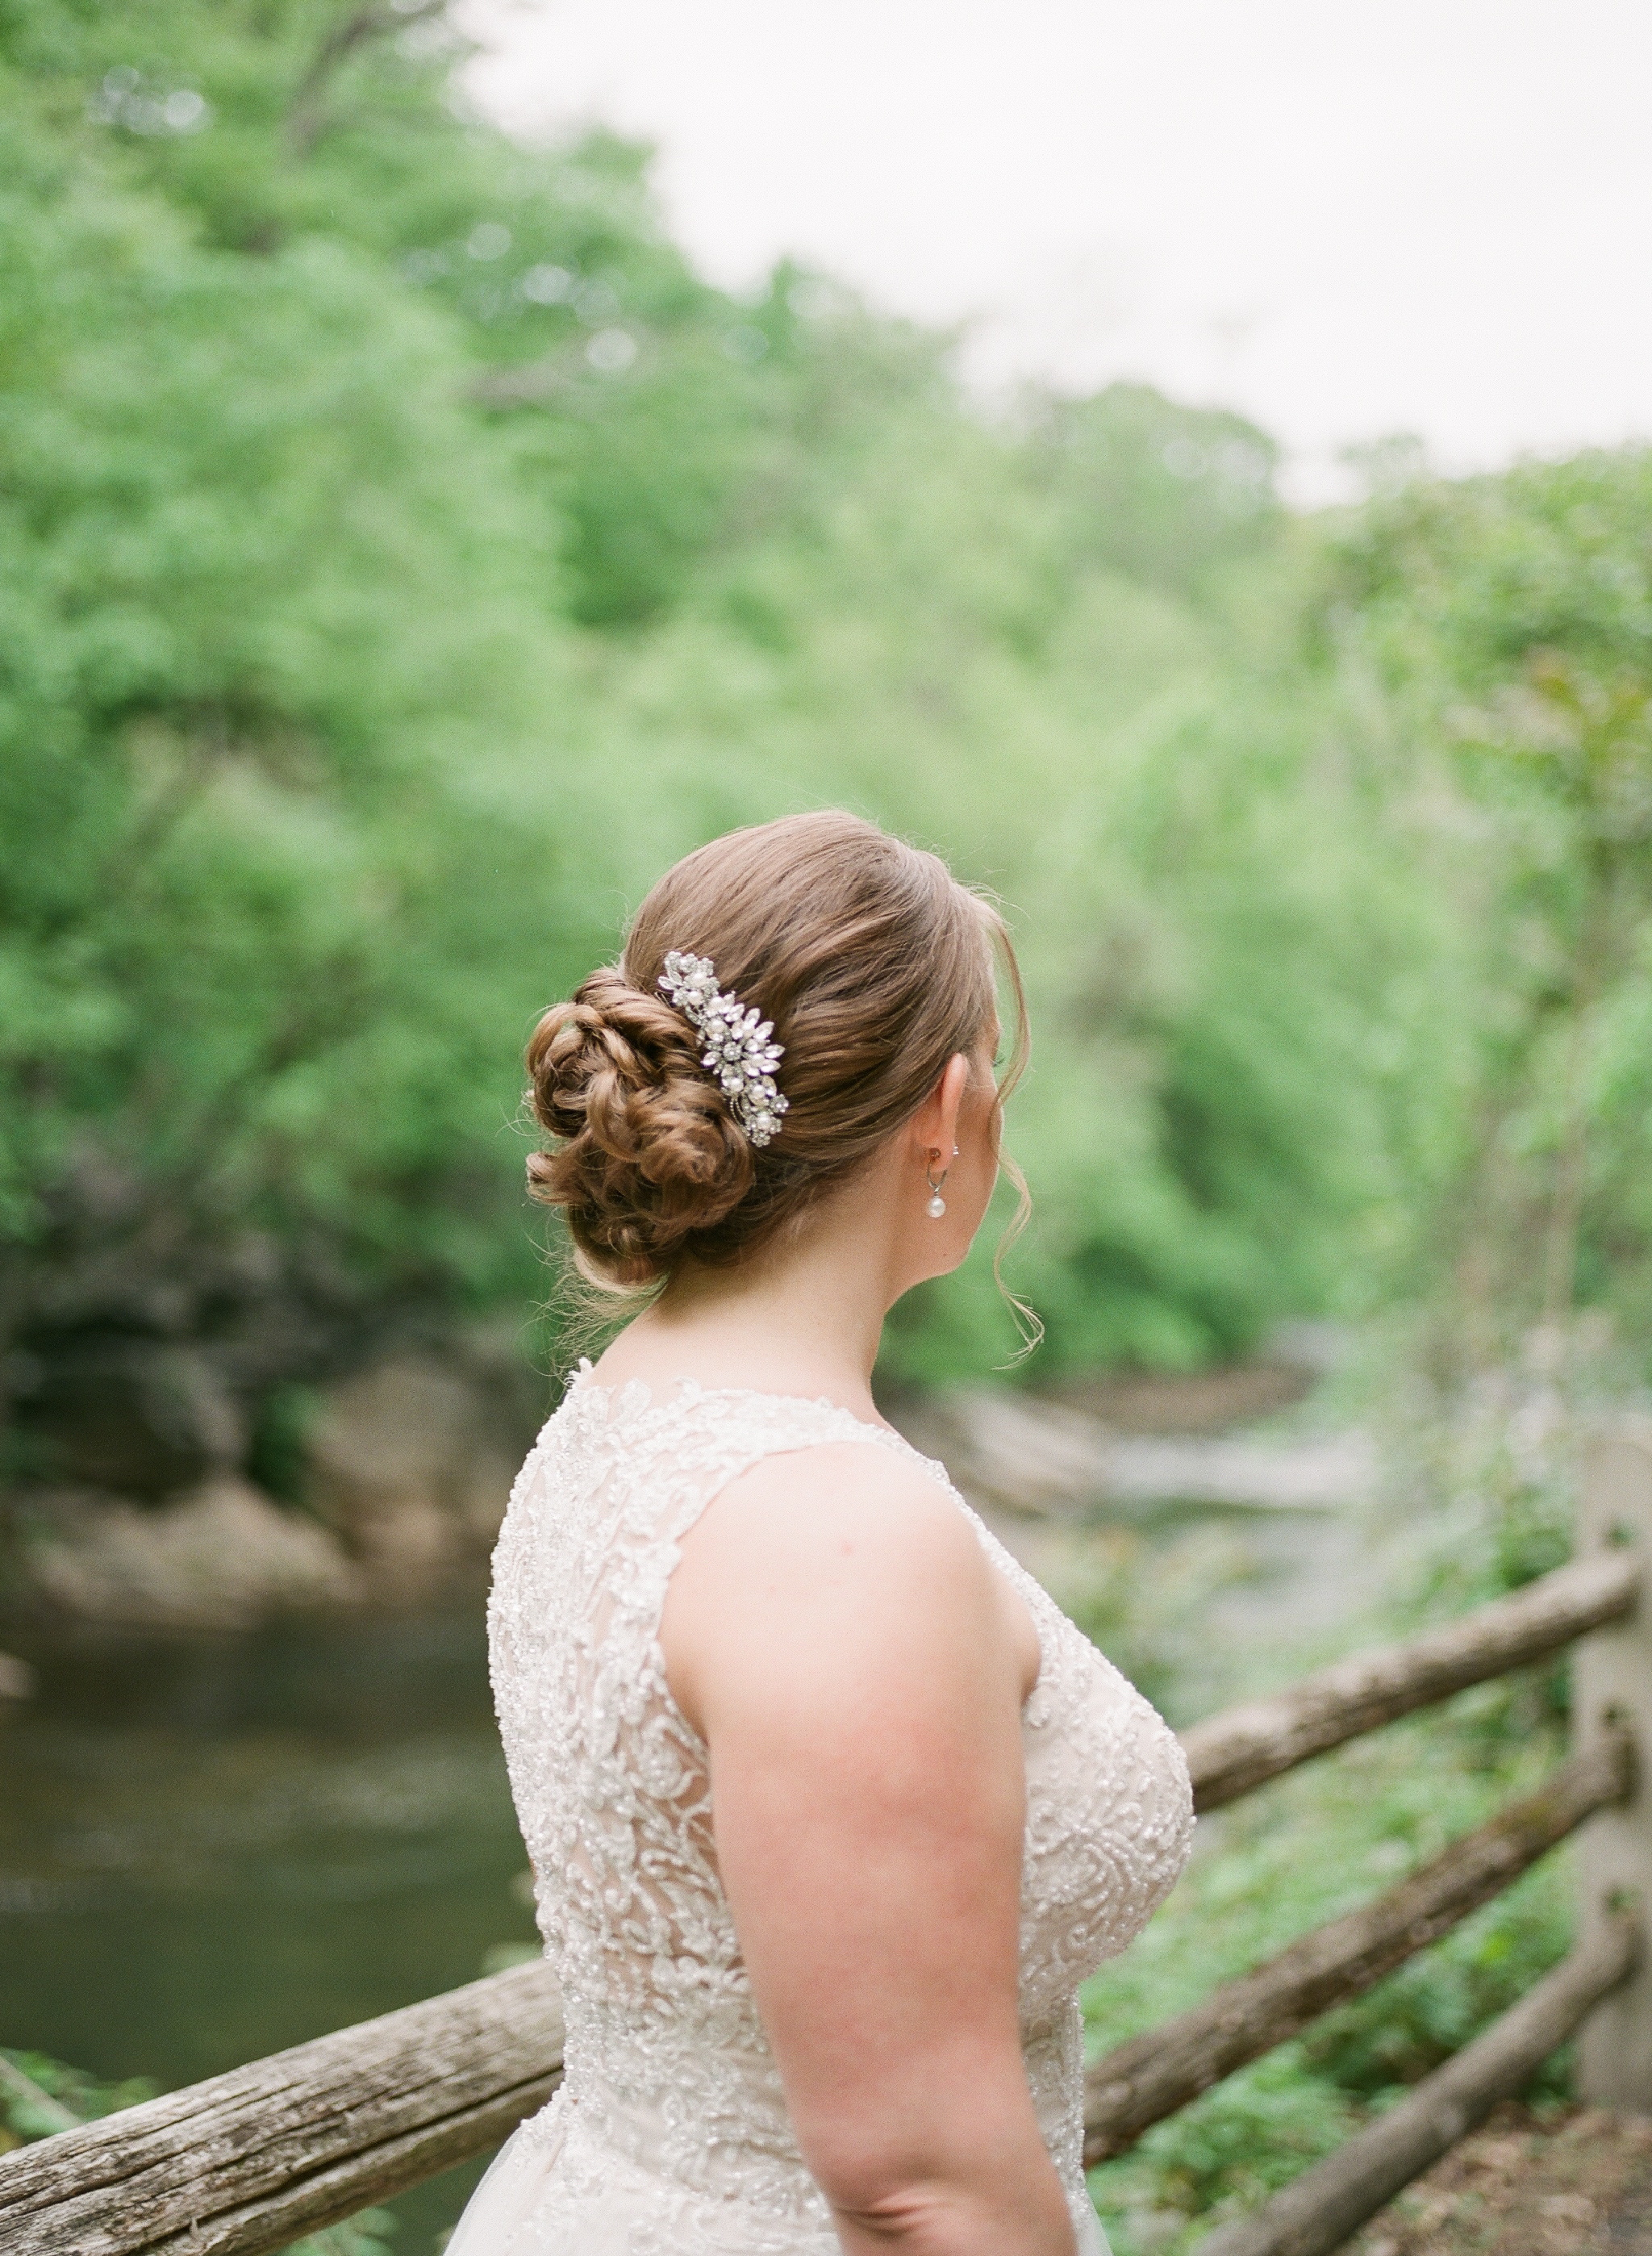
[525, 811, 1024, 1287]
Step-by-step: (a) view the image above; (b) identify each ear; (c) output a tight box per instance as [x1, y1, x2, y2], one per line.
[909, 1054, 970, 1165]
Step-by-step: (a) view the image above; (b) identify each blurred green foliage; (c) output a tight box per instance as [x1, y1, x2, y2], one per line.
[0, 2046, 155, 2144]
[4, 0, 1652, 1401]
[282, 2216, 398, 2256]
[1317, 456, 1652, 1359]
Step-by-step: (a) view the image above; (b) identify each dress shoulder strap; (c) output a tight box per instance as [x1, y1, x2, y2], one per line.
[554, 1368, 952, 1552]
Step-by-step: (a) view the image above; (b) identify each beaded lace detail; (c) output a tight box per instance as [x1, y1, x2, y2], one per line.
[473, 1369, 1194, 2255]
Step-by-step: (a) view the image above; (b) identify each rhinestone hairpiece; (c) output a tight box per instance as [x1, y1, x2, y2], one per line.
[657, 950, 788, 1147]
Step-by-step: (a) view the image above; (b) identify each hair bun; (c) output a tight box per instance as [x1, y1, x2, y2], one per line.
[525, 968, 754, 1283]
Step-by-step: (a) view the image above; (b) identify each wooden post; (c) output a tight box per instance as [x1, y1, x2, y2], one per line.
[1577, 1414, 1652, 2111]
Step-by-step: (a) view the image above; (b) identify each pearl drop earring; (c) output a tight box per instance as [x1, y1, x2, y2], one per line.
[926, 1155, 949, 1219]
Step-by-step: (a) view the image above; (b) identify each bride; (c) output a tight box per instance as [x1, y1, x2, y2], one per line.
[447, 811, 1192, 2256]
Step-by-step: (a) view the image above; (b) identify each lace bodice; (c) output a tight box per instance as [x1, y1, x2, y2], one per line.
[465, 1372, 1194, 2256]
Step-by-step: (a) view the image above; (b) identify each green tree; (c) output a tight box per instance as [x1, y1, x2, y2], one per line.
[1324, 450, 1652, 1350]
[0, 0, 1496, 1464]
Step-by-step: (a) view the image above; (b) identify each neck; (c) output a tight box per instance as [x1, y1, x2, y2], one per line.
[612, 1163, 904, 1409]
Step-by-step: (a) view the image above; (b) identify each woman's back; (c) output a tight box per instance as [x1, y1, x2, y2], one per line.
[462, 1369, 1193, 2255]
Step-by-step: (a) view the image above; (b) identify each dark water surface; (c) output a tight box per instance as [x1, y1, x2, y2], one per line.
[0, 1603, 539, 2250]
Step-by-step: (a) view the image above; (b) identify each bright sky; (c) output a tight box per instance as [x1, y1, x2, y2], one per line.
[464, 0, 1652, 497]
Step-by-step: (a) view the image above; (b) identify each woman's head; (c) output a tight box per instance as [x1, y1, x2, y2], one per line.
[526, 811, 1024, 1289]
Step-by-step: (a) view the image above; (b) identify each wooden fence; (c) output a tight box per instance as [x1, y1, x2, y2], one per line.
[4, 1419, 1651, 2256]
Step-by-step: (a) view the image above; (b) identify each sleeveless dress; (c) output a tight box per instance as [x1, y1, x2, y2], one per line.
[447, 1371, 1194, 2256]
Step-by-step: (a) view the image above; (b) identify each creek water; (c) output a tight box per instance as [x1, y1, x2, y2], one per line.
[0, 1600, 537, 2250]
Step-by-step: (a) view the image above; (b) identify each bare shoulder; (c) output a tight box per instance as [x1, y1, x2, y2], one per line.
[663, 1440, 1037, 1732]
[682, 1439, 986, 1598]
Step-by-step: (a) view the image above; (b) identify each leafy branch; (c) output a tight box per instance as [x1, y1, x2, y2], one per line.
[286, 0, 448, 154]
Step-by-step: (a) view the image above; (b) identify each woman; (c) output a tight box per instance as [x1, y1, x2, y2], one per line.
[448, 811, 1193, 2256]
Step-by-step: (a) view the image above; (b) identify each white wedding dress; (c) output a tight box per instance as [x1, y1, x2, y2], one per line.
[447, 1370, 1194, 2256]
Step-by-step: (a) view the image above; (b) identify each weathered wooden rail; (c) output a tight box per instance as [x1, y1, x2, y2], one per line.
[1083, 1728, 1635, 2166]
[1180, 1546, 1641, 1811]
[0, 1962, 565, 2256]
[4, 1420, 1651, 2256]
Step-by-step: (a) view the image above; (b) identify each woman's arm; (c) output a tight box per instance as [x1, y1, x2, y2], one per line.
[662, 1443, 1076, 2256]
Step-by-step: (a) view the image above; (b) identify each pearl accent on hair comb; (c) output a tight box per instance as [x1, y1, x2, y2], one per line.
[657, 950, 788, 1147]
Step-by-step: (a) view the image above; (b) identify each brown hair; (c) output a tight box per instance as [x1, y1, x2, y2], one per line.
[524, 810, 1029, 1293]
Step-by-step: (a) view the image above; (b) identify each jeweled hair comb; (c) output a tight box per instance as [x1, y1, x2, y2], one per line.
[657, 950, 788, 1147]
